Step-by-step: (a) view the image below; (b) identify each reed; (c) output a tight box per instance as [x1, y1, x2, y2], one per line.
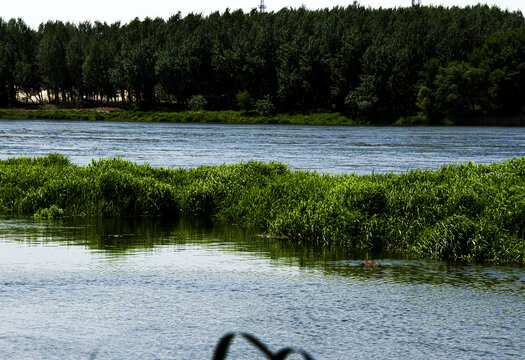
[0, 154, 523, 263]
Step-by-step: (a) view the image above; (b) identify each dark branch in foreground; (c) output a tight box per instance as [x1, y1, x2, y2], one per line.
[213, 332, 314, 360]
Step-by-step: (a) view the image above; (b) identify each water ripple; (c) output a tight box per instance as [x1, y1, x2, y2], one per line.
[1, 120, 523, 174]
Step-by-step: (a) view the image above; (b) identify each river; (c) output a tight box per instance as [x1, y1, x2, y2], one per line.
[1, 216, 523, 359]
[0, 120, 524, 359]
[1, 119, 524, 173]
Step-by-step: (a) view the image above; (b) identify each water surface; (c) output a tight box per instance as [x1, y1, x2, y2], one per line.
[1, 119, 524, 173]
[1, 120, 524, 359]
[0, 216, 523, 359]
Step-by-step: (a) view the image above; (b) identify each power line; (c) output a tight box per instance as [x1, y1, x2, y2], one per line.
[259, 0, 266, 12]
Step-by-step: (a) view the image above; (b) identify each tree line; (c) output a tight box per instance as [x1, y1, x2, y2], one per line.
[0, 4, 524, 122]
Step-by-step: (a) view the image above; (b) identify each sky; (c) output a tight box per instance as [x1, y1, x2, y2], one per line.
[1, 0, 524, 29]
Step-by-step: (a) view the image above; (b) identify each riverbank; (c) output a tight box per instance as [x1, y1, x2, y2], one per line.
[2, 108, 523, 126]
[0, 154, 523, 264]
[0, 108, 362, 126]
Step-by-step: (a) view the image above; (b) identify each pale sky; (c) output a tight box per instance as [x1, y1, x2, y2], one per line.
[1, 0, 523, 29]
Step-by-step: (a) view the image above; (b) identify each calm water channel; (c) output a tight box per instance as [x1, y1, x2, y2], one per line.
[0, 119, 524, 173]
[1, 119, 524, 359]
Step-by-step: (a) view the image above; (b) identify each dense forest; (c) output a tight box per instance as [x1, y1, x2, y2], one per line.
[0, 5, 524, 123]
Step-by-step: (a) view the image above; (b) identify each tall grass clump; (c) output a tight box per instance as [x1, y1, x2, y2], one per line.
[0, 154, 523, 264]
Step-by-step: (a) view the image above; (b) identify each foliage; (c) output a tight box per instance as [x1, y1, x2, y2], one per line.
[34, 205, 64, 219]
[0, 154, 524, 264]
[416, 27, 525, 121]
[236, 90, 254, 112]
[188, 95, 207, 111]
[415, 86, 431, 122]
[393, 115, 427, 126]
[345, 75, 379, 118]
[0, 109, 362, 125]
[0, 6, 524, 122]
[255, 95, 275, 116]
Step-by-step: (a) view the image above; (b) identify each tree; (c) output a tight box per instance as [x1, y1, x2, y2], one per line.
[83, 22, 120, 102]
[0, 5, 523, 119]
[433, 62, 487, 119]
[255, 95, 275, 115]
[345, 75, 379, 118]
[116, 17, 165, 105]
[188, 95, 207, 110]
[236, 90, 254, 111]
[37, 21, 70, 103]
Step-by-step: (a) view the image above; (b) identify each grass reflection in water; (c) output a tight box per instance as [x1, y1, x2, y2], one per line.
[1, 215, 522, 295]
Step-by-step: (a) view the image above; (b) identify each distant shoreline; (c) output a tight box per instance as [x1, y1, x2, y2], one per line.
[1, 108, 523, 126]
[0, 108, 363, 126]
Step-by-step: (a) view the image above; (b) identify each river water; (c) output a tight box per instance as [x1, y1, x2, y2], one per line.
[0, 119, 524, 173]
[0, 216, 523, 360]
[0, 119, 524, 359]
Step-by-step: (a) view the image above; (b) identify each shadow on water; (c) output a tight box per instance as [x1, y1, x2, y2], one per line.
[0, 214, 523, 294]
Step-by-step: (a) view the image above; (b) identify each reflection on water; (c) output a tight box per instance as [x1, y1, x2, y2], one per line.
[0, 215, 524, 359]
[1, 215, 523, 293]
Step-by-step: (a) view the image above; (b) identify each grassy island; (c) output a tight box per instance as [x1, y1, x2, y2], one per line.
[0, 154, 523, 264]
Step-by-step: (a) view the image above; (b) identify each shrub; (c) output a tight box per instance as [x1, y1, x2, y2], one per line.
[236, 90, 254, 111]
[188, 95, 207, 111]
[255, 96, 275, 116]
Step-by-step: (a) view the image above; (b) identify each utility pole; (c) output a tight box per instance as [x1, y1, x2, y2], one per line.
[259, 0, 266, 12]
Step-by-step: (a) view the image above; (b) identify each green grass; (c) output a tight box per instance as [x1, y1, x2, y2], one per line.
[0, 154, 523, 264]
[0, 109, 362, 126]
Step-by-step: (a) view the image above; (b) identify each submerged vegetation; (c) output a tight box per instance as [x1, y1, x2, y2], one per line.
[0, 154, 523, 264]
[0, 5, 524, 123]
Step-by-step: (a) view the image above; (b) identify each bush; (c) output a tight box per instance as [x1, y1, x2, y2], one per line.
[236, 90, 254, 111]
[255, 96, 275, 116]
[188, 95, 207, 111]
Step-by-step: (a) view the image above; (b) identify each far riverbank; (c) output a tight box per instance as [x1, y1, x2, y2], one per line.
[0, 108, 362, 126]
[1, 108, 524, 126]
